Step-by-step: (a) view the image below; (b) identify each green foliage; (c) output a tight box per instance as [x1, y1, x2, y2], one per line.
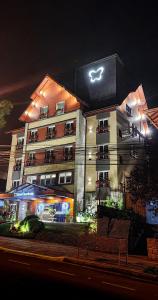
[0, 100, 13, 128]
[10, 215, 44, 237]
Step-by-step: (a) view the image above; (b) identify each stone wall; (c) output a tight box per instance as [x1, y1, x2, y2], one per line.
[147, 238, 158, 260]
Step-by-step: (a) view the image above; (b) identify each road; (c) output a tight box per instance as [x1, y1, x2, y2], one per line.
[0, 250, 157, 300]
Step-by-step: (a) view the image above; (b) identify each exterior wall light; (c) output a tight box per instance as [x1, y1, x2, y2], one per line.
[88, 177, 92, 184]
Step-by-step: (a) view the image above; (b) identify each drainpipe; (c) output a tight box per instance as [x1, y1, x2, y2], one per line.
[83, 117, 87, 212]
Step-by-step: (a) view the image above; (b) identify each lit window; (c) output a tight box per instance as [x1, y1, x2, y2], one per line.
[27, 176, 37, 184]
[58, 172, 72, 184]
[40, 174, 56, 186]
[56, 101, 65, 115]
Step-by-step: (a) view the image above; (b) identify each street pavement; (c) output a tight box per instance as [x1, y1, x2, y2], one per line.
[0, 236, 158, 282]
[0, 250, 158, 300]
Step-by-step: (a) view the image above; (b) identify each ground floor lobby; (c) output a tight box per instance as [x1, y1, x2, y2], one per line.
[0, 183, 74, 223]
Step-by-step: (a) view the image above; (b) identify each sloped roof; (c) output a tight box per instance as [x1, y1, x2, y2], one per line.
[145, 107, 158, 129]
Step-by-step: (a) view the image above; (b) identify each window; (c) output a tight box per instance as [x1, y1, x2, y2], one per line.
[56, 101, 65, 115]
[99, 119, 108, 128]
[27, 152, 36, 166]
[46, 125, 56, 139]
[29, 152, 35, 160]
[14, 158, 22, 171]
[98, 171, 109, 181]
[97, 119, 109, 133]
[98, 144, 108, 159]
[29, 129, 38, 142]
[40, 174, 56, 186]
[45, 149, 55, 163]
[13, 180, 20, 188]
[126, 104, 132, 116]
[17, 137, 24, 149]
[118, 129, 122, 138]
[40, 106, 48, 119]
[64, 145, 73, 160]
[58, 172, 72, 184]
[27, 176, 37, 184]
[64, 121, 74, 135]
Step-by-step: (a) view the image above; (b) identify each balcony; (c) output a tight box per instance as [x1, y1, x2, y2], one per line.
[64, 154, 73, 161]
[39, 112, 48, 119]
[97, 125, 109, 134]
[64, 127, 75, 136]
[16, 143, 24, 150]
[46, 131, 56, 140]
[96, 179, 110, 188]
[26, 159, 36, 166]
[44, 156, 55, 164]
[96, 152, 109, 160]
[28, 135, 38, 143]
[14, 165, 21, 171]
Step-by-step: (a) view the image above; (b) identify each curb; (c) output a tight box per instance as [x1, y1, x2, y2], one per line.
[0, 246, 64, 262]
[0, 246, 158, 283]
[63, 257, 158, 283]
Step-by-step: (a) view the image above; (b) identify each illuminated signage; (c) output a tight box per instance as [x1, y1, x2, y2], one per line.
[88, 66, 104, 83]
[15, 192, 34, 197]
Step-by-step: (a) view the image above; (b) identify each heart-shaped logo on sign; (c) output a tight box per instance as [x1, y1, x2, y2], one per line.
[88, 66, 104, 83]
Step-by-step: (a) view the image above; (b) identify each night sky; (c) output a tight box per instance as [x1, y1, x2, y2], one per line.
[0, 1, 158, 174]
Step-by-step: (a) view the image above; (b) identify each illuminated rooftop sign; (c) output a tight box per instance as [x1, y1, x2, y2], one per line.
[88, 66, 104, 83]
[15, 192, 34, 197]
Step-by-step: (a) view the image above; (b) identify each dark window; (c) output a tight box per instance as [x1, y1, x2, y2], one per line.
[40, 106, 48, 119]
[59, 172, 72, 184]
[99, 119, 108, 128]
[45, 150, 54, 162]
[46, 126, 56, 139]
[64, 146, 73, 160]
[98, 171, 108, 181]
[98, 145, 108, 159]
[29, 130, 38, 142]
[119, 129, 122, 138]
[126, 104, 132, 116]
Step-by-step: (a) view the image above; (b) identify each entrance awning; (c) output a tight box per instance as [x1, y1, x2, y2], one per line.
[8, 183, 73, 200]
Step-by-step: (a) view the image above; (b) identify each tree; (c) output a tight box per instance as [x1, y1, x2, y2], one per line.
[126, 139, 158, 204]
[0, 100, 13, 129]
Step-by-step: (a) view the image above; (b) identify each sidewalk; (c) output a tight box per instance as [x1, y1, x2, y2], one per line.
[0, 236, 158, 282]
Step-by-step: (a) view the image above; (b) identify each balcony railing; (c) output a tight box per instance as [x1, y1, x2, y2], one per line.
[96, 152, 109, 160]
[46, 131, 56, 139]
[28, 136, 38, 143]
[44, 156, 55, 164]
[64, 128, 75, 136]
[64, 154, 73, 161]
[14, 165, 21, 171]
[39, 112, 48, 119]
[26, 159, 36, 166]
[97, 126, 109, 134]
[16, 143, 24, 150]
[96, 179, 110, 188]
